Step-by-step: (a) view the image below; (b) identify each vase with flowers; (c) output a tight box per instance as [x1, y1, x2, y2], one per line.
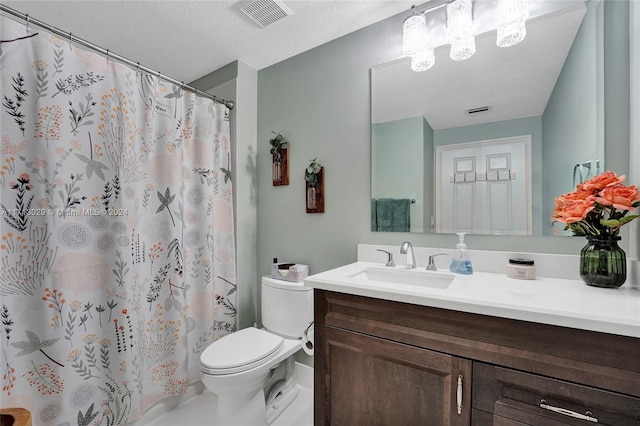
[552, 171, 639, 288]
[269, 131, 288, 185]
[305, 158, 323, 212]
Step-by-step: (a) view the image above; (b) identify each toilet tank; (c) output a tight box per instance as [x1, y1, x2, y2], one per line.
[261, 276, 313, 339]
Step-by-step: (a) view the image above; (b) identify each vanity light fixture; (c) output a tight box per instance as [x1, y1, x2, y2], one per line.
[496, 0, 529, 47]
[446, 0, 475, 61]
[403, 0, 530, 72]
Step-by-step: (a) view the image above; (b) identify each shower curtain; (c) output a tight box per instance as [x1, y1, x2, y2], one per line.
[1, 16, 237, 425]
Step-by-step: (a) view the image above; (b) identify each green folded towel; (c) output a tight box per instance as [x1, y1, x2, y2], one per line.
[373, 198, 411, 232]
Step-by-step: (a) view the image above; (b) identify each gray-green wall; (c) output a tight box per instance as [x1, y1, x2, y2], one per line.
[372, 117, 425, 232]
[542, 0, 603, 233]
[256, 1, 632, 280]
[423, 117, 434, 234]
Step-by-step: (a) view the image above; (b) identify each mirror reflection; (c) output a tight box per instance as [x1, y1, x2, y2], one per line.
[371, 1, 606, 236]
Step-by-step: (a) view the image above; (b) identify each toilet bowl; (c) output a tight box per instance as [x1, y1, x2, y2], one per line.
[200, 277, 313, 426]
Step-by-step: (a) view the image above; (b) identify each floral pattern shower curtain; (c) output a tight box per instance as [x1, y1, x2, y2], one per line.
[1, 16, 236, 425]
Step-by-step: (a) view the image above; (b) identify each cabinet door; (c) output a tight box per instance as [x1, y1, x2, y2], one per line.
[473, 362, 640, 426]
[315, 324, 472, 426]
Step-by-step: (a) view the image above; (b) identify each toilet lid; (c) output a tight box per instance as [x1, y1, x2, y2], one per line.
[200, 327, 284, 374]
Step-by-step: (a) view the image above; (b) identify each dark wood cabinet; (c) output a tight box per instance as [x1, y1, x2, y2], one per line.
[314, 289, 640, 426]
[316, 324, 471, 425]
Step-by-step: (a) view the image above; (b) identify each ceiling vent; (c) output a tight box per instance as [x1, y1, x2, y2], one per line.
[466, 106, 492, 115]
[240, 0, 293, 28]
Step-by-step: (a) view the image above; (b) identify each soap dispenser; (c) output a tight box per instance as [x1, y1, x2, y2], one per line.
[449, 232, 473, 275]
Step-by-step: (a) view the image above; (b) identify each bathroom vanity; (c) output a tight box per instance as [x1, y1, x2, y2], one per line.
[305, 253, 640, 426]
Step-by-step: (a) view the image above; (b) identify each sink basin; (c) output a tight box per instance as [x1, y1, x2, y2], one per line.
[348, 267, 454, 289]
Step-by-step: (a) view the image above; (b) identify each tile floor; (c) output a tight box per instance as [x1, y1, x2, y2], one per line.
[143, 364, 313, 426]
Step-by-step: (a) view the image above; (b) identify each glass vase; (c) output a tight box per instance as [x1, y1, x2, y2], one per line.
[272, 160, 282, 183]
[307, 186, 317, 210]
[579, 235, 626, 288]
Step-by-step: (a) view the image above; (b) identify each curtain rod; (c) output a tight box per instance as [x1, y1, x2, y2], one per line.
[0, 4, 235, 110]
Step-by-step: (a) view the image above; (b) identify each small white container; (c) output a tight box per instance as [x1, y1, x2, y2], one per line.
[507, 258, 536, 280]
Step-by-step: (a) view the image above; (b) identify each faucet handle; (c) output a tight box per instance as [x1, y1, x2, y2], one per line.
[376, 249, 396, 267]
[427, 253, 448, 271]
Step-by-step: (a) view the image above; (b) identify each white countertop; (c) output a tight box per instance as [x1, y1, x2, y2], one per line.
[304, 261, 640, 339]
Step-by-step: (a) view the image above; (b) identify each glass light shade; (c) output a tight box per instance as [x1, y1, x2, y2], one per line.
[496, 0, 529, 47]
[403, 14, 428, 57]
[447, 0, 476, 60]
[411, 48, 435, 72]
[450, 37, 476, 61]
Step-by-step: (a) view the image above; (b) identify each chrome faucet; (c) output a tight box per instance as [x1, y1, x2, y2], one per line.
[376, 249, 396, 267]
[427, 253, 448, 271]
[400, 241, 416, 269]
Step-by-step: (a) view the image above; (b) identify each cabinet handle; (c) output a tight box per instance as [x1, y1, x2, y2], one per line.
[539, 399, 598, 423]
[456, 375, 463, 415]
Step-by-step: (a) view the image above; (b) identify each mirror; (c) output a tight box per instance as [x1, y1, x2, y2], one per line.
[371, 1, 607, 236]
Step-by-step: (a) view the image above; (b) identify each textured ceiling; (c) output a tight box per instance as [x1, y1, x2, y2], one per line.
[372, 2, 587, 129]
[2, 0, 415, 83]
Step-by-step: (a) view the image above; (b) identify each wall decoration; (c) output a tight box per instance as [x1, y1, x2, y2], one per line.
[305, 158, 324, 213]
[269, 131, 288, 185]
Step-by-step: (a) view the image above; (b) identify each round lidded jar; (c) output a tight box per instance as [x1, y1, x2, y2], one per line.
[507, 258, 535, 280]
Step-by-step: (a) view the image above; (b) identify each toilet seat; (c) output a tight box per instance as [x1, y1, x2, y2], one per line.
[200, 327, 284, 375]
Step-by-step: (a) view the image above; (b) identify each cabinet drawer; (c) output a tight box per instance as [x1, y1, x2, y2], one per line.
[473, 362, 640, 425]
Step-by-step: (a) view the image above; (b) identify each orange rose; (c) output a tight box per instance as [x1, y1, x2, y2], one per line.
[577, 171, 625, 193]
[554, 188, 592, 206]
[594, 185, 639, 211]
[552, 197, 596, 224]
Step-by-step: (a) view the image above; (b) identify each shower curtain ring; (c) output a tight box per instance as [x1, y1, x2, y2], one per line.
[68, 32, 73, 51]
[106, 49, 110, 64]
[136, 62, 140, 72]
[25, 14, 30, 34]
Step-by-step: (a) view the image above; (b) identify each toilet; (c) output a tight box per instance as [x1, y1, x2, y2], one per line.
[200, 277, 313, 426]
